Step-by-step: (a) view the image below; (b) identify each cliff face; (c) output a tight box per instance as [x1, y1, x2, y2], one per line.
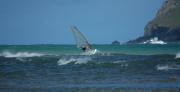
[128, 0, 180, 43]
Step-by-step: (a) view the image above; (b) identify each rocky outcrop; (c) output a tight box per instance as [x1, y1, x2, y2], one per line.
[128, 0, 180, 43]
[112, 40, 120, 45]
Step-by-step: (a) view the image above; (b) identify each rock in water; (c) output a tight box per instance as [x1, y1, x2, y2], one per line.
[112, 40, 120, 45]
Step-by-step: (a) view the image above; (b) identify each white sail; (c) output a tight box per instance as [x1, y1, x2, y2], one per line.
[70, 26, 92, 51]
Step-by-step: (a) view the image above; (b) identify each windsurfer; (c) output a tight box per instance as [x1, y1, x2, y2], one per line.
[81, 46, 91, 52]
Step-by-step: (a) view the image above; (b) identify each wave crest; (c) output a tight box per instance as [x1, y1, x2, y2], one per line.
[175, 52, 180, 59]
[57, 56, 92, 65]
[0, 51, 44, 58]
[156, 64, 180, 71]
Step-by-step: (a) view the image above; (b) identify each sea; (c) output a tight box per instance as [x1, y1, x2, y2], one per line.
[0, 44, 180, 92]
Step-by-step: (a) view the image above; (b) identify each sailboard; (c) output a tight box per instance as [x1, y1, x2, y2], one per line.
[70, 26, 97, 55]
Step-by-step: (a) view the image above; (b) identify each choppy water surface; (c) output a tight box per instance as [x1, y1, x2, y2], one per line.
[0, 44, 180, 92]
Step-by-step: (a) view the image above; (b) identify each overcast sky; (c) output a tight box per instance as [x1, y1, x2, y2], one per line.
[0, 0, 165, 44]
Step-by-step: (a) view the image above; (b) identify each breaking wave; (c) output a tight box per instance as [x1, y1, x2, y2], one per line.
[57, 56, 92, 65]
[156, 64, 180, 71]
[0, 51, 44, 58]
[175, 52, 180, 59]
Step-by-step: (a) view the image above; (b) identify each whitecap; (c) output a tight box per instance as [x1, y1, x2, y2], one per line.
[113, 60, 127, 64]
[175, 52, 180, 59]
[57, 56, 91, 65]
[0, 51, 44, 58]
[156, 64, 169, 71]
[156, 64, 180, 71]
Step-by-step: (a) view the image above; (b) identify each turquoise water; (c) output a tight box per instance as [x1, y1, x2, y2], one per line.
[0, 44, 180, 55]
[0, 44, 180, 92]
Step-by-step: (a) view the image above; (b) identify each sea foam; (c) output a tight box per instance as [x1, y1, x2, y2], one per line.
[57, 56, 91, 65]
[175, 52, 180, 59]
[0, 51, 44, 58]
[156, 64, 180, 71]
